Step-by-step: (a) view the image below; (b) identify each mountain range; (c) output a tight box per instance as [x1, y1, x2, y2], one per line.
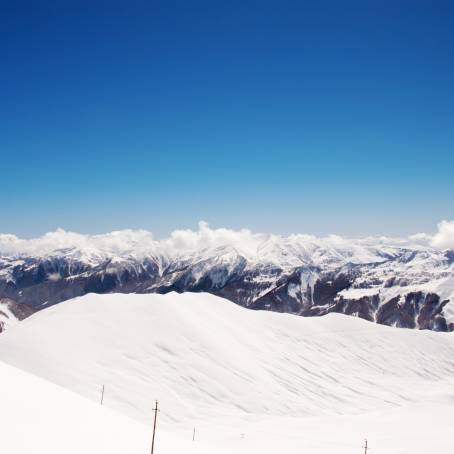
[1, 224, 453, 332]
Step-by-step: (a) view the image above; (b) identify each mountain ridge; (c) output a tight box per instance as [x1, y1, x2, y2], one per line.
[0, 227, 453, 331]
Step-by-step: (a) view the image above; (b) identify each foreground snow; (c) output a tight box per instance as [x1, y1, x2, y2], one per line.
[0, 359, 149, 454]
[2, 357, 454, 454]
[1, 292, 454, 453]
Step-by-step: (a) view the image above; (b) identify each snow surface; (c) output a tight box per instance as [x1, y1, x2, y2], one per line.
[338, 287, 380, 299]
[1, 292, 454, 453]
[0, 360, 150, 454]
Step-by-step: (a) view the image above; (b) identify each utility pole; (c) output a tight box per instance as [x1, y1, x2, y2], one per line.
[363, 439, 370, 454]
[100, 384, 105, 405]
[150, 400, 159, 454]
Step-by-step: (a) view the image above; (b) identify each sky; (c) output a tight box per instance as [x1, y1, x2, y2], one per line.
[1, 0, 453, 238]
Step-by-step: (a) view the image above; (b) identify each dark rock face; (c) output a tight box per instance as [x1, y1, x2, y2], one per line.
[334, 294, 379, 323]
[373, 292, 451, 331]
[377, 296, 411, 328]
[0, 251, 453, 332]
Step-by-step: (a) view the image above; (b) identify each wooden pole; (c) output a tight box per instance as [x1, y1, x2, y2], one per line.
[151, 400, 159, 454]
[100, 384, 104, 405]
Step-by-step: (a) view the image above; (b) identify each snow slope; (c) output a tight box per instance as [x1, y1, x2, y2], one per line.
[0, 357, 241, 454]
[1, 369, 453, 454]
[0, 292, 454, 454]
[0, 359, 151, 454]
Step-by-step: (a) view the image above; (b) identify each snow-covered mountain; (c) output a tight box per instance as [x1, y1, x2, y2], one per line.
[1, 223, 453, 331]
[1, 292, 453, 454]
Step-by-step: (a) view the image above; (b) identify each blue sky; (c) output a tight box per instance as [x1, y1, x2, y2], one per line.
[1, 1, 453, 238]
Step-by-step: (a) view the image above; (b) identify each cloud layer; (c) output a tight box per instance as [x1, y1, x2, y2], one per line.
[0, 220, 453, 258]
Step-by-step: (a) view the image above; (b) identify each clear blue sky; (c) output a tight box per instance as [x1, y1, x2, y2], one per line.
[1, 0, 453, 238]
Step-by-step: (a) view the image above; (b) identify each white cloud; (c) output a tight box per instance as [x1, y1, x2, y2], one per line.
[0, 220, 453, 258]
[408, 220, 454, 250]
[163, 221, 272, 257]
[408, 232, 433, 243]
[0, 228, 157, 257]
[430, 220, 454, 250]
[0, 222, 273, 258]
